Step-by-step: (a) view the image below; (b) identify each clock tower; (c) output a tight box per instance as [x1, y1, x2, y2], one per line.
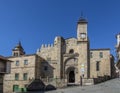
[77, 17, 88, 41]
[76, 17, 90, 78]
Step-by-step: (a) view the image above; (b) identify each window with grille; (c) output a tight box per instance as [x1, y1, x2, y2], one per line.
[15, 73, 19, 80]
[99, 52, 103, 58]
[24, 60, 28, 65]
[16, 60, 19, 66]
[23, 73, 28, 80]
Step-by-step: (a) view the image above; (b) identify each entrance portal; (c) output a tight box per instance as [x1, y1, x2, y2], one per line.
[69, 71, 75, 83]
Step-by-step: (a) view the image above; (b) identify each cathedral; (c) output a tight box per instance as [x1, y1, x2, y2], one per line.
[3, 17, 115, 93]
[36, 17, 114, 82]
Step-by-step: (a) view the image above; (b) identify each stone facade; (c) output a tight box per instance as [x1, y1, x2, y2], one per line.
[3, 17, 115, 92]
[3, 42, 43, 93]
[36, 17, 115, 85]
[3, 54, 42, 93]
[90, 49, 111, 78]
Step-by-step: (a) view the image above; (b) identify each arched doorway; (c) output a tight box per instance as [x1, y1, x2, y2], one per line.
[69, 70, 75, 83]
[64, 57, 79, 84]
[65, 66, 76, 83]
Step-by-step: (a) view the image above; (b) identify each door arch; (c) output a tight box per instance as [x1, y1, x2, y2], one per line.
[69, 70, 75, 83]
[65, 66, 76, 83]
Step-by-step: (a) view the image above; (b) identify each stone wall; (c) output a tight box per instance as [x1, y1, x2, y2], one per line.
[37, 36, 65, 78]
[3, 54, 38, 93]
[82, 78, 94, 85]
[90, 49, 111, 78]
[41, 78, 67, 88]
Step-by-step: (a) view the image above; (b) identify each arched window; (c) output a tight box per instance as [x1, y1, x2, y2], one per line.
[69, 49, 74, 54]
[14, 53, 18, 57]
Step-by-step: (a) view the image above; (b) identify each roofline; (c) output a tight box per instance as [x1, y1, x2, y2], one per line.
[7, 53, 37, 58]
[0, 58, 12, 62]
[65, 37, 77, 40]
[0, 55, 12, 62]
[90, 48, 110, 51]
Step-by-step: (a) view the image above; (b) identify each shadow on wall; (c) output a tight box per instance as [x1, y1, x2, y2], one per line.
[40, 60, 54, 78]
[26, 57, 56, 92]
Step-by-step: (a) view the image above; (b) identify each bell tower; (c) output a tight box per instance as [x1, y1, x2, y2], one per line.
[76, 16, 90, 78]
[77, 16, 88, 41]
[12, 41, 25, 56]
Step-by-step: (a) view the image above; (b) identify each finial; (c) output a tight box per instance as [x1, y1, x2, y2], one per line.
[51, 44, 53, 47]
[18, 40, 21, 46]
[48, 44, 50, 47]
[80, 11, 83, 18]
[78, 12, 88, 24]
[45, 44, 47, 47]
[41, 44, 45, 48]
[37, 48, 40, 53]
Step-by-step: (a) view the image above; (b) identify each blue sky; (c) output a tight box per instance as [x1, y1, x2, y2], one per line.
[0, 0, 120, 57]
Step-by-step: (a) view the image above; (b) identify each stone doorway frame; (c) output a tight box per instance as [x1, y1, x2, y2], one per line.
[65, 66, 76, 83]
[68, 70, 75, 83]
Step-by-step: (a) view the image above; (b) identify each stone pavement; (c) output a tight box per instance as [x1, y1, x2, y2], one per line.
[46, 78, 120, 93]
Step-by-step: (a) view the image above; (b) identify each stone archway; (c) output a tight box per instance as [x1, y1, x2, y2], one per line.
[69, 70, 75, 83]
[63, 54, 79, 83]
[65, 66, 76, 83]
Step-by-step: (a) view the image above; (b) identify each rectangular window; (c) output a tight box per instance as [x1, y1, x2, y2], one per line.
[90, 52, 93, 58]
[16, 60, 19, 66]
[15, 73, 19, 80]
[96, 61, 100, 71]
[23, 73, 28, 80]
[99, 52, 103, 58]
[24, 60, 28, 65]
[13, 85, 19, 92]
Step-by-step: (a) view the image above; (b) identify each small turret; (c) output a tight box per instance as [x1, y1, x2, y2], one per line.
[41, 44, 45, 48]
[12, 41, 25, 56]
[36, 48, 40, 53]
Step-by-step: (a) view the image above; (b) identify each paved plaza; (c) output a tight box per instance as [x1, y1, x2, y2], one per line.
[45, 78, 120, 93]
[20, 78, 120, 93]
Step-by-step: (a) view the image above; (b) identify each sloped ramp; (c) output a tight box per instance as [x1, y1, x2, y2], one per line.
[27, 79, 45, 91]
